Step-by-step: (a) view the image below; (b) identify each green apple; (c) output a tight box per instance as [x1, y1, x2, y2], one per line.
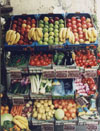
[49, 24, 54, 28]
[59, 41, 63, 44]
[55, 21, 59, 25]
[40, 37, 43, 40]
[48, 39, 54, 45]
[44, 38, 48, 42]
[54, 25, 59, 29]
[44, 32, 49, 38]
[43, 28, 48, 33]
[39, 20, 44, 24]
[39, 24, 44, 28]
[54, 32, 59, 37]
[54, 29, 59, 33]
[49, 36, 54, 40]
[49, 32, 54, 36]
[43, 42, 48, 45]
[49, 28, 53, 32]
[59, 19, 64, 24]
[38, 40, 43, 45]
[54, 42, 59, 45]
[55, 37, 59, 42]
[45, 21, 49, 25]
[59, 24, 64, 28]
[45, 25, 49, 28]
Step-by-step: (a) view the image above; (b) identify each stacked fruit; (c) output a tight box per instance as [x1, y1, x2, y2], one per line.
[10, 16, 36, 45]
[38, 16, 65, 45]
[75, 49, 97, 68]
[53, 100, 76, 120]
[1, 105, 9, 115]
[32, 100, 55, 120]
[13, 115, 29, 130]
[66, 16, 97, 44]
[29, 53, 52, 66]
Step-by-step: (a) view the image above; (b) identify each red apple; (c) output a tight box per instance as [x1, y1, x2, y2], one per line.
[26, 25, 31, 29]
[12, 27, 16, 31]
[27, 21, 31, 25]
[13, 20, 17, 24]
[72, 20, 77, 25]
[21, 31, 25, 35]
[74, 33, 78, 37]
[77, 27, 82, 32]
[22, 19, 27, 24]
[81, 16, 86, 21]
[18, 40, 24, 45]
[86, 18, 91, 23]
[67, 23, 72, 27]
[78, 30, 83, 35]
[22, 23, 27, 28]
[71, 17, 76, 21]
[67, 18, 71, 23]
[24, 38, 29, 42]
[77, 19, 81, 23]
[27, 17, 31, 21]
[79, 34, 84, 39]
[17, 29, 21, 33]
[73, 29, 78, 33]
[75, 37, 79, 41]
[21, 27, 26, 32]
[82, 21, 86, 24]
[72, 25, 77, 29]
[18, 22, 22, 26]
[82, 24, 87, 29]
[12, 24, 17, 28]
[20, 35, 24, 40]
[31, 24, 36, 28]
[49, 18, 54, 24]
[31, 18, 36, 24]
[54, 17, 60, 21]
[18, 18, 22, 22]
[77, 23, 82, 27]
[87, 23, 92, 28]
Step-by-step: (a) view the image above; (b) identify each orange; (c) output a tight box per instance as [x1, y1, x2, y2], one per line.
[1, 106, 4, 110]
[5, 106, 9, 110]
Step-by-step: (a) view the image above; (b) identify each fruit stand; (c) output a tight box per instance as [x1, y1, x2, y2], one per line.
[1, 12, 100, 131]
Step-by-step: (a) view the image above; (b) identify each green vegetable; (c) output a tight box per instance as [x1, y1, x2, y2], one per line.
[1, 113, 13, 126]
[3, 120, 14, 129]
[55, 109, 64, 120]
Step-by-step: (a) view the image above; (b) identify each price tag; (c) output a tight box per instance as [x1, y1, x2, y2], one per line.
[41, 123, 54, 131]
[85, 122, 98, 131]
[63, 123, 76, 131]
[12, 97, 24, 105]
[10, 71, 22, 79]
[42, 70, 55, 78]
[67, 69, 80, 78]
[56, 71, 67, 78]
[85, 69, 97, 78]
[49, 45, 64, 50]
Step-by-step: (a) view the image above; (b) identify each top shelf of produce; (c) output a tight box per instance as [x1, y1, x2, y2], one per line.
[4, 13, 98, 50]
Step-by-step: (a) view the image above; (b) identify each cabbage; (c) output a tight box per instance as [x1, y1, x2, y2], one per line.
[55, 109, 64, 120]
[1, 113, 13, 126]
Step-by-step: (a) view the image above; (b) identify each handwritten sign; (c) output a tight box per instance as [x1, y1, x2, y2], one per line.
[63, 123, 76, 131]
[41, 123, 54, 131]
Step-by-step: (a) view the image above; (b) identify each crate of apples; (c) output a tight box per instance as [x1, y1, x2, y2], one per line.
[11, 15, 37, 45]
[75, 49, 97, 68]
[53, 99, 76, 120]
[66, 14, 97, 44]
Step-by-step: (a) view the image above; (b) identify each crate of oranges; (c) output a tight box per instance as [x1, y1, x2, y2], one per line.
[1, 105, 9, 115]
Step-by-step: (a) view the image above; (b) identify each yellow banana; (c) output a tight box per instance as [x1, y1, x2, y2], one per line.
[5, 30, 13, 43]
[66, 28, 71, 39]
[69, 31, 73, 43]
[13, 118, 26, 129]
[14, 115, 28, 122]
[71, 32, 75, 44]
[36, 28, 43, 38]
[59, 28, 64, 41]
[17, 119, 28, 129]
[28, 30, 32, 40]
[83, 29, 89, 40]
[14, 33, 20, 44]
[32, 29, 37, 41]
[30, 28, 35, 39]
[10, 33, 17, 45]
[85, 41, 90, 44]
[8, 42, 12, 45]
[88, 28, 92, 38]
[72, 52, 75, 60]
[10, 31, 16, 42]
[62, 28, 67, 39]
[91, 27, 97, 38]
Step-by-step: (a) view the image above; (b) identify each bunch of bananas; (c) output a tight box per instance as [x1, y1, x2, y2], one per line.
[13, 115, 30, 130]
[28, 28, 43, 42]
[83, 27, 97, 44]
[59, 28, 75, 44]
[6, 30, 20, 45]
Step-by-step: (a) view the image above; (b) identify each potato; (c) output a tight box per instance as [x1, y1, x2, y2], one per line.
[40, 100, 44, 104]
[45, 107, 50, 112]
[50, 105, 54, 109]
[48, 100, 52, 105]
[37, 114, 42, 120]
[46, 116, 51, 120]
[33, 111, 38, 118]
[41, 114, 46, 120]
[37, 103, 41, 108]
[44, 103, 48, 107]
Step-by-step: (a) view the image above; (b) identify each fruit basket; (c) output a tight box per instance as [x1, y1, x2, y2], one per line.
[5, 14, 38, 48]
[66, 13, 98, 46]
[37, 14, 65, 46]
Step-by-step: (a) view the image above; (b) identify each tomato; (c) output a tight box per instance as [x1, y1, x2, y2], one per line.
[43, 54, 47, 57]
[81, 16, 86, 21]
[97, 59, 100, 63]
[34, 58, 38, 62]
[48, 54, 52, 58]
[97, 52, 100, 57]
[71, 17, 76, 21]
[30, 60, 35, 66]
[36, 61, 41, 66]
[97, 69, 100, 75]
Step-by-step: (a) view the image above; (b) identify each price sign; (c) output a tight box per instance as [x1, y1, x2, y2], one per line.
[67, 69, 80, 78]
[85, 122, 98, 131]
[49, 45, 64, 50]
[41, 123, 54, 131]
[56, 71, 67, 78]
[10, 71, 22, 79]
[85, 69, 97, 78]
[63, 123, 76, 131]
[42, 70, 55, 78]
[12, 97, 24, 105]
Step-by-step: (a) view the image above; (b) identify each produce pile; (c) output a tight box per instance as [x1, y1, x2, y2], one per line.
[29, 53, 52, 66]
[66, 16, 97, 44]
[54, 99, 76, 120]
[32, 100, 55, 120]
[38, 16, 64, 45]
[73, 77, 97, 96]
[74, 49, 97, 68]
[1, 105, 9, 115]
